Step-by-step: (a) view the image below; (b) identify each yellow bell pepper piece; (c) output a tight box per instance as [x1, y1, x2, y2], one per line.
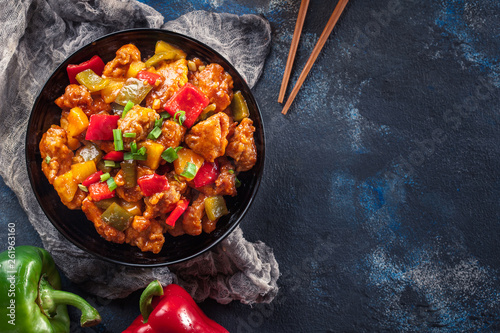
[126, 61, 146, 78]
[67, 137, 81, 151]
[100, 78, 126, 104]
[173, 147, 204, 180]
[155, 41, 187, 59]
[67, 107, 89, 137]
[53, 170, 78, 203]
[138, 140, 165, 170]
[204, 195, 229, 221]
[71, 160, 97, 183]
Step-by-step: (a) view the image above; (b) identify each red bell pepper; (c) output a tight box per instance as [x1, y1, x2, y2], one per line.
[67, 55, 105, 85]
[164, 83, 209, 128]
[165, 199, 189, 227]
[136, 70, 162, 86]
[192, 160, 219, 188]
[88, 181, 115, 201]
[82, 171, 104, 187]
[85, 114, 120, 141]
[137, 174, 169, 197]
[123, 280, 228, 333]
[103, 151, 124, 161]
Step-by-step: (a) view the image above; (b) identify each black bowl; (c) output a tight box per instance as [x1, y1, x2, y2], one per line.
[26, 29, 265, 267]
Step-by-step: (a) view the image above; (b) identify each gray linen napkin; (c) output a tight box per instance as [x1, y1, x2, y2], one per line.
[0, 0, 278, 303]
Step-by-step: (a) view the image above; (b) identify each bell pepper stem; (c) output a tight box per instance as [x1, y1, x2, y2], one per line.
[38, 275, 102, 327]
[140, 280, 164, 323]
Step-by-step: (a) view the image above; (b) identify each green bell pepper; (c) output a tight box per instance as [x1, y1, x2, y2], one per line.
[114, 78, 153, 106]
[101, 202, 133, 231]
[144, 51, 177, 68]
[121, 160, 137, 189]
[0, 246, 101, 332]
[230, 91, 250, 122]
[75, 69, 110, 92]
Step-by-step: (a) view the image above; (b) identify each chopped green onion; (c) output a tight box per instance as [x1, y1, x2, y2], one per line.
[107, 177, 117, 191]
[124, 146, 147, 161]
[174, 110, 186, 126]
[235, 177, 241, 188]
[45, 156, 51, 164]
[78, 184, 88, 192]
[104, 160, 119, 168]
[130, 141, 137, 153]
[113, 129, 124, 151]
[173, 174, 181, 183]
[100, 172, 111, 182]
[147, 126, 162, 140]
[133, 154, 147, 161]
[155, 118, 163, 128]
[180, 162, 197, 179]
[122, 101, 134, 118]
[124, 144, 147, 161]
[161, 147, 182, 163]
[124, 132, 136, 138]
[228, 169, 234, 174]
[160, 112, 171, 119]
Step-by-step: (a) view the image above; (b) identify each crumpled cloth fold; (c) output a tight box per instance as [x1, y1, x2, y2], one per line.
[0, 0, 278, 303]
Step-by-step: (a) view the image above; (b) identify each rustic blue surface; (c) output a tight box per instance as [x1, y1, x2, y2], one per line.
[1, 0, 500, 331]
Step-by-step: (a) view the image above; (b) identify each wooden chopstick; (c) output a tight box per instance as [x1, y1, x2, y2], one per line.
[281, 0, 350, 115]
[278, 0, 310, 103]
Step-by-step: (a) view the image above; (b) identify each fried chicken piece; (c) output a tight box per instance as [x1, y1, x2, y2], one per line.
[182, 193, 207, 236]
[226, 118, 257, 172]
[157, 119, 186, 149]
[191, 63, 233, 112]
[185, 112, 230, 162]
[39, 125, 74, 184]
[102, 44, 141, 78]
[145, 59, 188, 108]
[125, 218, 165, 254]
[118, 105, 159, 143]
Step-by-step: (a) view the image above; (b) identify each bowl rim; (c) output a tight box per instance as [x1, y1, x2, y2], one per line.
[25, 27, 266, 267]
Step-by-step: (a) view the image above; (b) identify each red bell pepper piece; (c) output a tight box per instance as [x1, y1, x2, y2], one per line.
[67, 55, 105, 85]
[103, 151, 124, 161]
[192, 160, 219, 188]
[85, 114, 120, 141]
[137, 174, 169, 197]
[165, 199, 189, 227]
[164, 83, 209, 128]
[123, 281, 228, 333]
[136, 70, 162, 86]
[82, 171, 104, 187]
[88, 181, 115, 201]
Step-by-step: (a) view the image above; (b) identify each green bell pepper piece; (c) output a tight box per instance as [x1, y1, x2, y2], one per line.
[75, 69, 110, 92]
[230, 91, 250, 122]
[94, 197, 120, 211]
[114, 78, 153, 106]
[0, 246, 101, 332]
[204, 195, 229, 221]
[198, 103, 217, 122]
[144, 51, 178, 68]
[120, 160, 137, 189]
[101, 202, 133, 231]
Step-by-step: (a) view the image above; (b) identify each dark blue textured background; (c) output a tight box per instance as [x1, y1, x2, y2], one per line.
[2, 0, 500, 331]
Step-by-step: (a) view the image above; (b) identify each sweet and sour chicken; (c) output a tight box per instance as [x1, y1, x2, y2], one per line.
[39, 41, 256, 253]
